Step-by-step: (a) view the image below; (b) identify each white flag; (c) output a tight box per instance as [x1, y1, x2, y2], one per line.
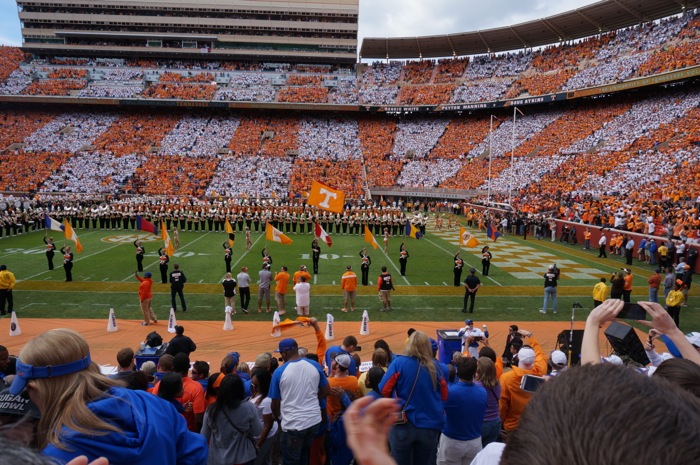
[223, 306, 234, 331]
[107, 308, 118, 333]
[325, 313, 335, 340]
[167, 308, 177, 334]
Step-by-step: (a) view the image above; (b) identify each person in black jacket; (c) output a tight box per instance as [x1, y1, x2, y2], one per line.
[222, 272, 237, 312]
[165, 325, 196, 356]
[169, 263, 187, 312]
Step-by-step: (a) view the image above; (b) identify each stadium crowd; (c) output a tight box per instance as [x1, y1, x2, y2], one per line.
[2, 298, 699, 465]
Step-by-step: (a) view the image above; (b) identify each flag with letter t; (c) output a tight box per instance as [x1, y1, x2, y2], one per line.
[307, 181, 344, 213]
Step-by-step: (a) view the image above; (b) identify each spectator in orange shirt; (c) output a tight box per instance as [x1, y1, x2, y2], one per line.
[622, 268, 634, 303]
[135, 271, 156, 326]
[274, 266, 290, 315]
[341, 265, 358, 313]
[498, 331, 546, 436]
[152, 353, 206, 433]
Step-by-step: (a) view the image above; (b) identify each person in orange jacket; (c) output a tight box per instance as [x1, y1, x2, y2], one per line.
[135, 271, 157, 326]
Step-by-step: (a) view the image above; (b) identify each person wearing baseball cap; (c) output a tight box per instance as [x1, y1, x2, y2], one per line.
[135, 270, 156, 326]
[498, 329, 546, 436]
[458, 319, 488, 358]
[269, 337, 330, 465]
[548, 350, 568, 377]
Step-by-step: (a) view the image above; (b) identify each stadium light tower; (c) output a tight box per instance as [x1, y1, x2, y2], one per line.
[488, 114, 500, 204]
[509, 106, 523, 207]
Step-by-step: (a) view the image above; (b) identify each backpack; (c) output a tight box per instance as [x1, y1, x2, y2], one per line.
[146, 331, 163, 348]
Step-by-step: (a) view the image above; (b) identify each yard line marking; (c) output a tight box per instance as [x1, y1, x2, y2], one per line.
[21, 302, 47, 309]
[230, 233, 265, 270]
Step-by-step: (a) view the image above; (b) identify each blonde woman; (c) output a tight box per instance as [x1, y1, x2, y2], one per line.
[378, 331, 448, 464]
[475, 357, 501, 447]
[9, 329, 207, 465]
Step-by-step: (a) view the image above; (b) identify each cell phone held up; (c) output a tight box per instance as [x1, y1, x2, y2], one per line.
[520, 374, 545, 393]
[617, 302, 646, 320]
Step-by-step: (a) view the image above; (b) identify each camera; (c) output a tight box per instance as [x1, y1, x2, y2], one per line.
[354, 346, 362, 352]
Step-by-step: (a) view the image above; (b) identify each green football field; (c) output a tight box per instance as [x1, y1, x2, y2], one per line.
[0, 224, 696, 332]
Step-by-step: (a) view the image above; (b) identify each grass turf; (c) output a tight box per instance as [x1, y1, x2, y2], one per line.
[1, 226, 696, 332]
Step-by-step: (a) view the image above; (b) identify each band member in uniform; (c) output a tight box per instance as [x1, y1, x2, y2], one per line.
[223, 242, 232, 273]
[453, 252, 464, 287]
[399, 242, 409, 276]
[60, 245, 73, 282]
[134, 240, 145, 272]
[311, 238, 321, 275]
[481, 246, 492, 276]
[359, 248, 371, 286]
[157, 245, 170, 284]
[261, 247, 273, 268]
[44, 233, 56, 270]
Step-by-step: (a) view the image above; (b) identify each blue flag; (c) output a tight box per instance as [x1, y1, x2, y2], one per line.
[405, 221, 422, 239]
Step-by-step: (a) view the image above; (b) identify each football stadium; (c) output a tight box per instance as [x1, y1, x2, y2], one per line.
[0, 0, 699, 463]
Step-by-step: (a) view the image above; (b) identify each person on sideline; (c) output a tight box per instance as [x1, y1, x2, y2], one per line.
[592, 277, 608, 308]
[377, 266, 394, 312]
[341, 265, 357, 313]
[165, 325, 197, 357]
[135, 271, 157, 326]
[274, 266, 290, 315]
[237, 266, 251, 313]
[294, 276, 311, 316]
[222, 272, 237, 313]
[540, 265, 558, 314]
[648, 268, 662, 303]
[8, 329, 208, 465]
[462, 267, 481, 314]
[0, 264, 16, 316]
[169, 264, 187, 312]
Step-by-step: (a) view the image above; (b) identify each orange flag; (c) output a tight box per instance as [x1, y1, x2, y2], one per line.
[266, 223, 293, 245]
[364, 226, 379, 250]
[307, 181, 345, 213]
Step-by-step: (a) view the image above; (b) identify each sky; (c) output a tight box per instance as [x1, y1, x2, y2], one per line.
[0, 0, 596, 48]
